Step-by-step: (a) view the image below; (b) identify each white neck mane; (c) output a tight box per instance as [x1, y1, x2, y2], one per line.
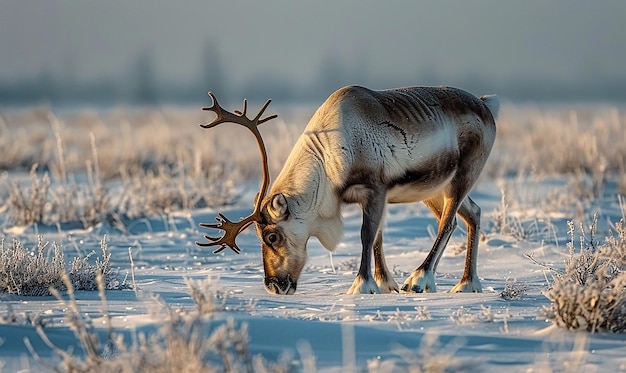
[270, 135, 344, 250]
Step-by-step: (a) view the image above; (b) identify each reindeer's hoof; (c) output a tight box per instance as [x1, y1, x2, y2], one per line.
[347, 275, 381, 294]
[376, 280, 399, 294]
[401, 283, 435, 293]
[375, 274, 399, 293]
[401, 269, 437, 293]
[450, 276, 482, 293]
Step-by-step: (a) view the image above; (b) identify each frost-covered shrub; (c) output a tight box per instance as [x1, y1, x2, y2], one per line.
[500, 279, 529, 300]
[0, 236, 126, 296]
[7, 162, 109, 227]
[543, 217, 626, 333]
[491, 188, 527, 240]
[7, 165, 50, 226]
[116, 162, 237, 220]
[7, 161, 236, 227]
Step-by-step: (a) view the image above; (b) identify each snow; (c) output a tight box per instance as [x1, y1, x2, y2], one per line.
[2, 175, 626, 372]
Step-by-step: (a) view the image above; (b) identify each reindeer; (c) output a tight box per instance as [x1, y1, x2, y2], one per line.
[197, 85, 498, 295]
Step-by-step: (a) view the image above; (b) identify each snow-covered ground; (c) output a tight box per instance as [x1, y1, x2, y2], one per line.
[1, 175, 625, 372]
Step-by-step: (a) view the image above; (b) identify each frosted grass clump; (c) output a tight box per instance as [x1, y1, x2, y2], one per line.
[6, 162, 237, 227]
[542, 216, 626, 333]
[0, 235, 126, 296]
[500, 279, 529, 300]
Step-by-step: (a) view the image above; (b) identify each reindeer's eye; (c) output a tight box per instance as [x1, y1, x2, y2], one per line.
[264, 231, 280, 247]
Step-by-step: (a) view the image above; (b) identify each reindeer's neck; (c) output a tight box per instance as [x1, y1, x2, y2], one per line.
[270, 137, 345, 251]
[271, 138, 340, 220]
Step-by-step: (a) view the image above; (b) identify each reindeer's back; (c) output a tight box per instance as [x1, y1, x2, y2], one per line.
[312, 85, 497, 190]
[328, 85, 494, 127]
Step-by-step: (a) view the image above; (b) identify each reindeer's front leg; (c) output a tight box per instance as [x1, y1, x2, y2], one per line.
[347, 186, 387, 294]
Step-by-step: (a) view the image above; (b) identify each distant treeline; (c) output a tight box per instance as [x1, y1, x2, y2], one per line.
[3, 75, 626, 107]
[2, 44, 625, 106]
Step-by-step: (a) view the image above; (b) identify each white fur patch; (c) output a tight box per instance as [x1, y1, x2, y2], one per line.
[387, 174, 453, 204]
[312, 213, 343, 251]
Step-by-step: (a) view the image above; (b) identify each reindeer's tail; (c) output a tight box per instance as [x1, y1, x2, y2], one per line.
[480, 94, 500, 120]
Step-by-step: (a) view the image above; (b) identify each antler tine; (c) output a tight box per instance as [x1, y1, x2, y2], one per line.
[200, 92, 221, 129]
[201, 91, 216, 111]
[235, 98, 248, 117]
[200, 92, 244, 129]
[256, 99, 279, 125]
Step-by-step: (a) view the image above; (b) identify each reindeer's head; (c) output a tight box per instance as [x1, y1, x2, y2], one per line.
[196, 93, 306, 295]
[254, 192, 310, 294]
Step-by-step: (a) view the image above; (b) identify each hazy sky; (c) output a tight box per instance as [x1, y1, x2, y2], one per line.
[1, 1, 625, 98]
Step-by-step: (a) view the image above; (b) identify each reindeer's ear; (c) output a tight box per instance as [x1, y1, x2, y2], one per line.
[268, 193, 290, 222]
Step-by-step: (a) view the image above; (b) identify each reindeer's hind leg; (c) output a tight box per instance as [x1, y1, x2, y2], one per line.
[373, 230, 399, 293]
[450, 196, 482, 292]
[401, 193, 459, 293]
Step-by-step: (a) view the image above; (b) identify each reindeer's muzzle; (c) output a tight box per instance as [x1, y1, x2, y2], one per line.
[264, 275, 297, 295]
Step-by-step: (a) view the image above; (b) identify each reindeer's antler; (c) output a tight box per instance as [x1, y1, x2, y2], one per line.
[196, 92, 277, 254]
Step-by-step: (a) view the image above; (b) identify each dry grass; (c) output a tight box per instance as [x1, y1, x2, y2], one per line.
[0, 105, 301, 181]
[2, 102, 625, 227]
[2, 102, 625, 183]
[1, 105, 303, 227]
[490, 187, 529, 240]
[484, 103, 626, 181]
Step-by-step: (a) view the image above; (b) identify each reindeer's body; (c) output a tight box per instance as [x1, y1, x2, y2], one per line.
[199, 85, 498, 295]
